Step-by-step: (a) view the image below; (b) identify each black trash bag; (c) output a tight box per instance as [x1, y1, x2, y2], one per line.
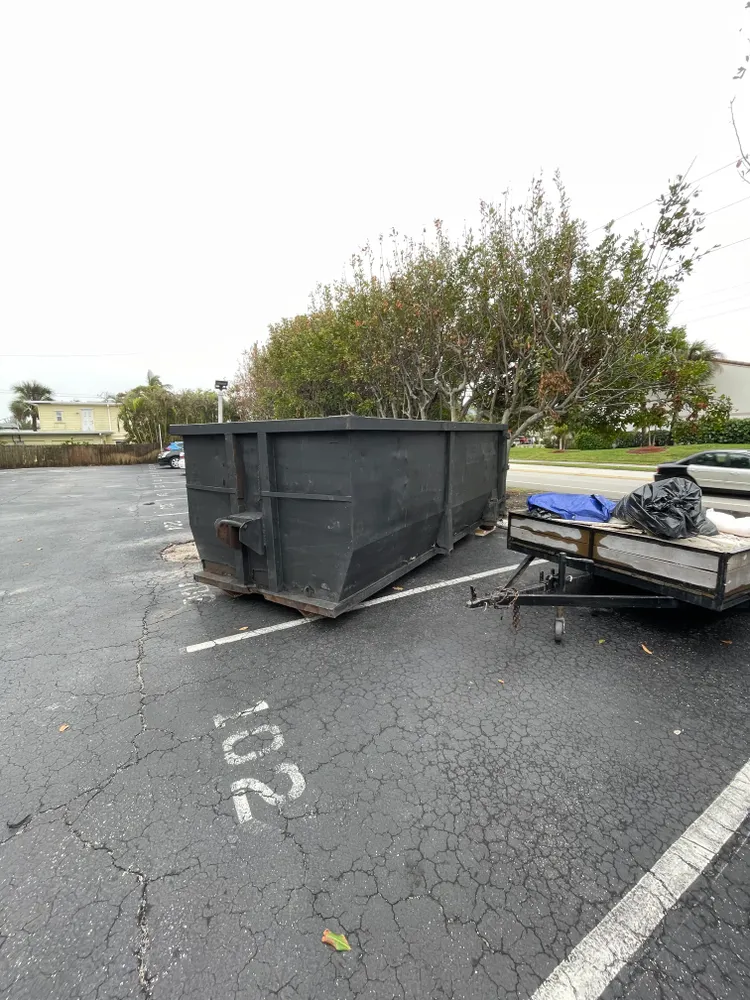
[613, 477, 718, 539]
[527, 505, 561, 521]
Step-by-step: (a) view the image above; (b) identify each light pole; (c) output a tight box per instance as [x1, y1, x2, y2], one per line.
[215, 380, 228, 423]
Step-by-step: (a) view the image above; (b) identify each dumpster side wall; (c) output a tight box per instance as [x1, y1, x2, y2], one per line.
[343, 429, 447, 599]
[174, 418, 508, 615]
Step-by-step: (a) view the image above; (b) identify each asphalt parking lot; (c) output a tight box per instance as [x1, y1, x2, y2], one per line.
[1, 464, 749, 1000]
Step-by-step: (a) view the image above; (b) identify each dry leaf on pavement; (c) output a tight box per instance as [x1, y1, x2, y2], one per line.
[641, 644, 653, 655]
[58, 723, 70, 732]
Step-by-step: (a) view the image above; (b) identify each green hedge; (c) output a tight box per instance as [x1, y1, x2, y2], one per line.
[544, 419, 750, 451]
[573, 430, 608, 450]
[673, 418, 750, 445]
[612, 430, 671, 448]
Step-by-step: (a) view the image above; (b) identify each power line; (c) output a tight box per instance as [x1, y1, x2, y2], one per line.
[704, 194, 750, 217]
[689, 160, 738, 185]
[591, 197, 658, 234]
[0, 388, 114, 396]
[591, 160, 737, 233]
[674, 290, 750, 313]
[0, 352, 143, 358]
[705, 235, 750, 254]
[682, 303, 750, 324]
[679, 279, 750, 301]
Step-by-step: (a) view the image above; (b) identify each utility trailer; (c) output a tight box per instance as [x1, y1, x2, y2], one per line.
[468, 510, 750, 642]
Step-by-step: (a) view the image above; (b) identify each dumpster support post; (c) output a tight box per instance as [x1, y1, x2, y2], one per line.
[257, 430, 281, 592]
[497, 429, 508, 517]
[438, 431, 455, 554]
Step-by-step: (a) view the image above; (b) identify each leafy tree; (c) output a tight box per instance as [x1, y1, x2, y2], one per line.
[674, 394, 733, 444]
[627, 328, 724, 442]
[117, 374, 236, 442]
[10, 380, 54, 431]
[235, 173, 706, 441]
[552, 422, 570, 451]
[630, 403, 667, 447]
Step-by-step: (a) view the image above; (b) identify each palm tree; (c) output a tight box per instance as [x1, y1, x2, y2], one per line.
[9, 399, 32, 429]
[10, 380, 54, 431]
[146, 371, 172, 390]
[686, 340, 724, 370]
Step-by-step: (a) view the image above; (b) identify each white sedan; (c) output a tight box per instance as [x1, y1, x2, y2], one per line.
[654, 450, 750, 495]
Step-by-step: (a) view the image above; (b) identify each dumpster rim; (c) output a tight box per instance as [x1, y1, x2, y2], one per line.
[170, 416, 508, 436]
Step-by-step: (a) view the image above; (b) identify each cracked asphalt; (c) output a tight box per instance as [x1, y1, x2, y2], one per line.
[1, 464, 749, 999]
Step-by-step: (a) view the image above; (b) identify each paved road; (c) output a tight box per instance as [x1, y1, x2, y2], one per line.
[509, 462, 750, 514]
[1, 464, 749, 999]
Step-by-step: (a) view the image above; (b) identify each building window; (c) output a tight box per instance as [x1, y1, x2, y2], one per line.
[55, 411, 63, 423]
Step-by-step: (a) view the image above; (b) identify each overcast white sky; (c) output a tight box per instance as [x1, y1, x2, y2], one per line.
[1, 1, 749, 415]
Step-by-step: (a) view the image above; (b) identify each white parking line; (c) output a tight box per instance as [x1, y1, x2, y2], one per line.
[531, 759, 750, 1000]
[185, 560, 545, 653]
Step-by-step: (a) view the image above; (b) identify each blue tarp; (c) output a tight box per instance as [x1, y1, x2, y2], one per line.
[527, 492, 617, 523]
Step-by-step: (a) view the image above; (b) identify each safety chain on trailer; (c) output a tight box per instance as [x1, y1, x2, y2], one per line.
[505, 589, 521, 630]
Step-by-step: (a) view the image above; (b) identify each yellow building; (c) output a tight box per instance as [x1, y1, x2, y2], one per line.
[0, 400, 128, 445]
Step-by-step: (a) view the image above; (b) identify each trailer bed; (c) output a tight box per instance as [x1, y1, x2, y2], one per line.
[507, 511, 750, 611]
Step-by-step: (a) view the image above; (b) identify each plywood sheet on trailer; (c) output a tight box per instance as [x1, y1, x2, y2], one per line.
[556, 517, 750, 553]
[592, 532, 721, 593]
[725, 549, 750, 595]
[508, 516, 591, 557]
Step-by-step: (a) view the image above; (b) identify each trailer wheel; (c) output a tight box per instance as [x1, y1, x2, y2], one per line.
[554, 618, 565, 643]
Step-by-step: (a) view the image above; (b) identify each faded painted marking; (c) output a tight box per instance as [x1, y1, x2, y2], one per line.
[531, 758, 750, 1000]
[185, 560, 546, 653]
[163, 520, 186, 530]
[231, 763, 306, 823]
[189, 617, 316, 652]
[213, 700, 269, 729]
[360, 560, 546, 608]
[231, 792, 254, 824]
[179, 580, 213, 604]
[222, 724, 284, 765]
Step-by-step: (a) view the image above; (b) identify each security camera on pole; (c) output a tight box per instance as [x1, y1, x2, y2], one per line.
[215, 380, 228, 423]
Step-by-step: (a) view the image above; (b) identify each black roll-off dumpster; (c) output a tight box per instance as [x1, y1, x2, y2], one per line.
[170, 417, 508, 617]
